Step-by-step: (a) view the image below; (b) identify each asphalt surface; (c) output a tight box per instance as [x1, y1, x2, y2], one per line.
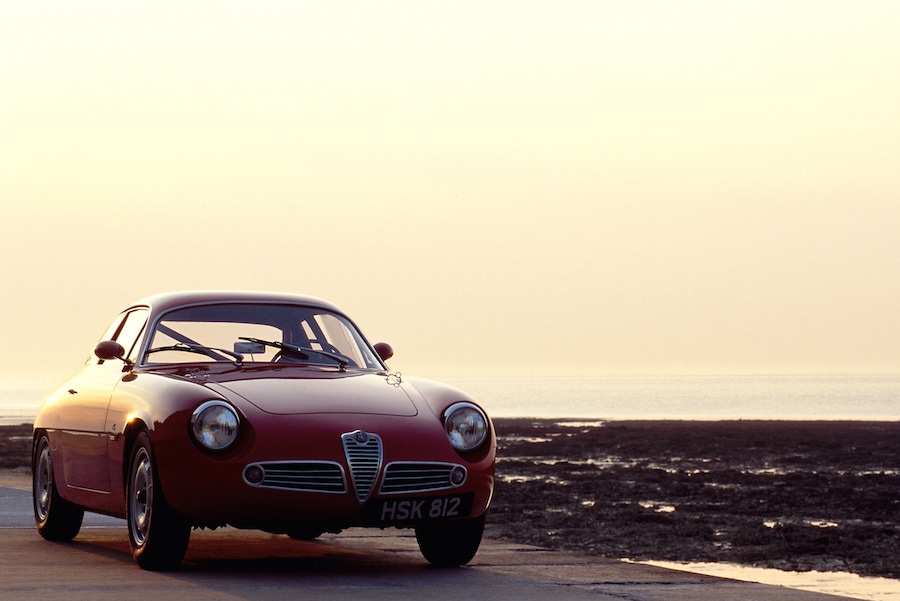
[0, 484, 857, 601]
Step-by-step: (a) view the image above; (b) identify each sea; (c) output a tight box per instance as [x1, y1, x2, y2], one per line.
[1, 373, 897, 425]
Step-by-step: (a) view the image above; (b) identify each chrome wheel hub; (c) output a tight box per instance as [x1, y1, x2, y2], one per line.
[34, 442, 52, 522]
[130, 451, 153, 547]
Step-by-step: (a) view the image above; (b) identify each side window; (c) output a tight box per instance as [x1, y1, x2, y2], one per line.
[87, 314, 128, 365]
[314, 314, 363, 365]
[305, 313, 380, 369]
[88, 309, 149, 365]
[117, 309, 149, 363]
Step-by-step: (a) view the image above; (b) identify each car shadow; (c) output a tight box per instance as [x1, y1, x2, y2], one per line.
[64, 527, 458, 577]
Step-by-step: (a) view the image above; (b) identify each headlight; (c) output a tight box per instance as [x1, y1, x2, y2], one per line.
[191, 400, 240, 451]
[443, 402, 488, 452]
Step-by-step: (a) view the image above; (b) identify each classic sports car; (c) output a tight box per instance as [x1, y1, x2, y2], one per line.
[32, 291, 495, 570]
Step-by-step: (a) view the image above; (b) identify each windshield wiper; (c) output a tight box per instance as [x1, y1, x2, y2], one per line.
[238, 337, 349, 370]
[146, 343, 244, 366]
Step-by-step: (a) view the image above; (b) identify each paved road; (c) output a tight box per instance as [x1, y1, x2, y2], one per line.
[0, 485, 855, 601]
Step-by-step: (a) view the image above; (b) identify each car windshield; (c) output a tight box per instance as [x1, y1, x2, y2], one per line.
[142, 303, 383, 370]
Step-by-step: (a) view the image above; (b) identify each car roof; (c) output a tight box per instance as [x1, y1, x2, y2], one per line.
[129, 291, 346, 317]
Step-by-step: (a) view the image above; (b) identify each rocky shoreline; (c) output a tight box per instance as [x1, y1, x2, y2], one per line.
[4, 420, 898, 579]
[487, 419, 900, 579]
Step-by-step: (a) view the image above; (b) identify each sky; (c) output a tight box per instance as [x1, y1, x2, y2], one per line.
[1, 1, 898, 384]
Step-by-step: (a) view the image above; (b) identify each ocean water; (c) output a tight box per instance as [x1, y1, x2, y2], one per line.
[447, 374, 900, 421]
[1, 374, 897, 425]
[643, 561, 900, 601]
[0, 377, 61, 426]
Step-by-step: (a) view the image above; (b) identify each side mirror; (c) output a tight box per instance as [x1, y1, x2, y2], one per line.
[95, 340, 126, 362]
[373, 342, 393, 361]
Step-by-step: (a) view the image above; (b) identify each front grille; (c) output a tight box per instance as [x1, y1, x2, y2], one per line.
[244, 461, 345, 493]
[379, 462, 467, 494]
[342, 430, 383, 502]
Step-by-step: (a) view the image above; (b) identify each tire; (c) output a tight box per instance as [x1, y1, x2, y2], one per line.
[127, 431, 191, 571]
[287, 529, 323, 541]
[32, 434, 84, 541]
[415, 514, 486, 567]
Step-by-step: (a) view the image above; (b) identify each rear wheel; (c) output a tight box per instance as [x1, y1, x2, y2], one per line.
[127, 431, 191, 571]
[32, 434, 84, 541]
[415, 514, 485, 567]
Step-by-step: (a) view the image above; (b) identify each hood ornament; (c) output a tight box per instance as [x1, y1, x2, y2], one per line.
[181, 367, 209, 381]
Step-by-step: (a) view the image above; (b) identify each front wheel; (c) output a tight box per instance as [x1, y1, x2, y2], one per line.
[127, 431, 191, 571]
[415, 514, 485, 567]
[33, 434, 84, 541]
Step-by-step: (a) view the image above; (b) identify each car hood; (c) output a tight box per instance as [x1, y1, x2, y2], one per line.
[206, 372, 419, 417]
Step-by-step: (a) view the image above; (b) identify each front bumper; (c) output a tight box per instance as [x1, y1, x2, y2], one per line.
[153, 414, 495, 532]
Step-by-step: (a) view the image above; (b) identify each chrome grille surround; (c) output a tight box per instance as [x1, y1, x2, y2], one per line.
[342, 430, 383, 503]
[243, 461, 346, 493]
[379, 462, 468, 494]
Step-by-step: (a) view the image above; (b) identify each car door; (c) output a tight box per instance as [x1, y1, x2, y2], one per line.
[60, 308, 148, 495]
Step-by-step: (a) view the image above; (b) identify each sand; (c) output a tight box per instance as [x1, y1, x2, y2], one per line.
[4, 420, 898, 579]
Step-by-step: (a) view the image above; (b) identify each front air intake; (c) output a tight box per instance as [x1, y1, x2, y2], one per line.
[342, 430, 383, 503]
[243, 461, 346, 492]
[379, 462, 467, 493]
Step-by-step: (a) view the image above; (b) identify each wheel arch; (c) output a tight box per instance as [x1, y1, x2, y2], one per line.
[121, 419, 150, 489]
[31, 428, 58, 485]
[32, 428, 47, 456]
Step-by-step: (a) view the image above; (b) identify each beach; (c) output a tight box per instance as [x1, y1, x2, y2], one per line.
[3, 419, 898, 580]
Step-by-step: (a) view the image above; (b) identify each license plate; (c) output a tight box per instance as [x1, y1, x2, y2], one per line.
[366, 492, 474, 524]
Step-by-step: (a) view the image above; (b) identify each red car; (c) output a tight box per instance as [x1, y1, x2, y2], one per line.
[32, 291, 495, 570]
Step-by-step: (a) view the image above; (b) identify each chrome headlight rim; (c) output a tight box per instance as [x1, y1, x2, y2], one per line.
[191, 400, 241, 451]
[443, 401, 489, 452]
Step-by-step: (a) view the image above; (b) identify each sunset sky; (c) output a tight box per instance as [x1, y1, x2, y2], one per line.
[2, 1, 898, 384]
